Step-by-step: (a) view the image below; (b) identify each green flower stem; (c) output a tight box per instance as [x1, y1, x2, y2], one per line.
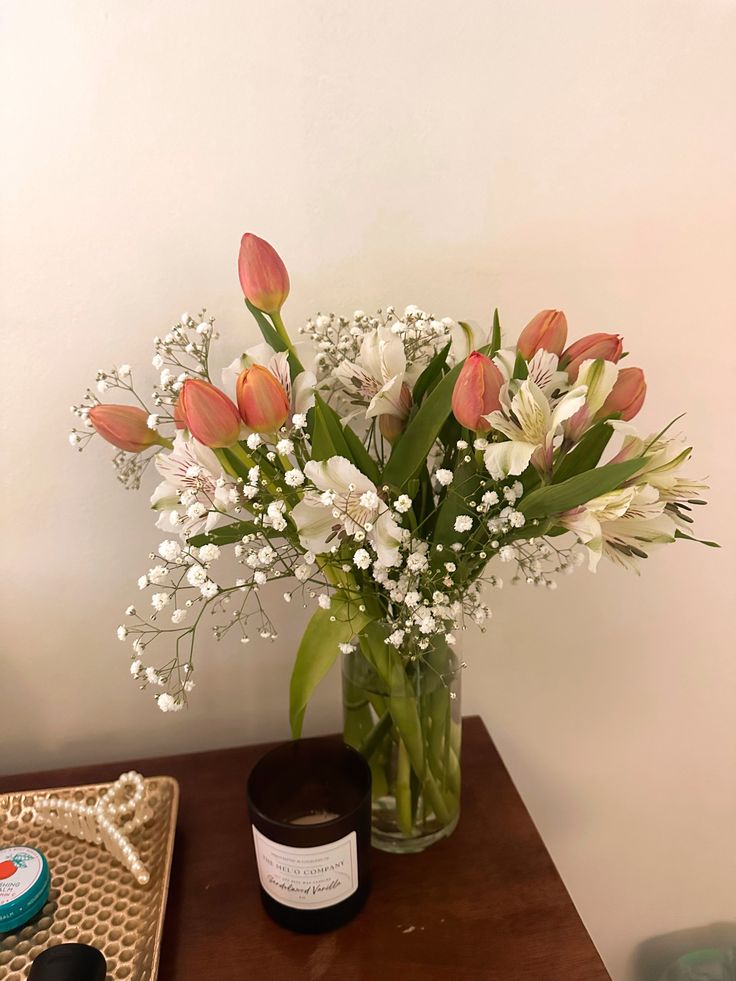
[270, 311, 303, 371]
[396, 738, 413, 836]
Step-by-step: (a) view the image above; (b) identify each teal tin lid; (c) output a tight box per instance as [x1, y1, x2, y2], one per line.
[0, 846, 51, 933]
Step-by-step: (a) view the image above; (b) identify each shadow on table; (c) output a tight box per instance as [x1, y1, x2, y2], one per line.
[634, 923, 736, 980]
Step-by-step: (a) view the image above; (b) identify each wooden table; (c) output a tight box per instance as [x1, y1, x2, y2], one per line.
[0, 717, 609, 980]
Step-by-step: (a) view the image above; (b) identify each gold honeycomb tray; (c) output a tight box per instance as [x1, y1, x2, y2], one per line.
[0, 776, 178, 981]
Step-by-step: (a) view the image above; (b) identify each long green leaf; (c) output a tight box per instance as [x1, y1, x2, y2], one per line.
[188, 519, 261, 548]
[490, 308, 501, 355]
[342, 424, 381, 483]
[381, 361, 463, 487]
[413, 342, 450, 405]
[519, 457, 647, 519]
[554, 422, 614, 483]
[311, 394, 353, 461]
[244, 299, 302, 375]
[290, 594, 372, 737]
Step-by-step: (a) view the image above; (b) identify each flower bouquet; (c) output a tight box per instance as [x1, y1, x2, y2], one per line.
[71, 234, 714, 852]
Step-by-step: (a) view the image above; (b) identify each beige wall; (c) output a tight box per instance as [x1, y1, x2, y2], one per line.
[2, 1, 735, 977]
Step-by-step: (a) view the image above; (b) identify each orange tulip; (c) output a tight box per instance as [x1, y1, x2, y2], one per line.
[89, 405, 161, 453]
[600, 367, 647, 421]
[451, 352, 504, 432]
[237, 233, 290, 315]
[561, 332, 624, 381]
[517, 310, 567, 359]
[178, 379, 242, 447]
[236, 364, 290, 433]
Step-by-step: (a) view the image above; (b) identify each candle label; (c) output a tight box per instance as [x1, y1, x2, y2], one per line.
[0, 848, 42, 904]
[252, 826, 358, 910]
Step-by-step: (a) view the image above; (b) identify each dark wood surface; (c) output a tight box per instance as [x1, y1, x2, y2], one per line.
[0, 717, 609, 980]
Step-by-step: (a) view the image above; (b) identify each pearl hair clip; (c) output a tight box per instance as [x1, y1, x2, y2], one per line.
[35, 771, 153, 885]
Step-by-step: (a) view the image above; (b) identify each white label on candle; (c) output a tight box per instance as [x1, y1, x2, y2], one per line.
[252, 825, 358, 910]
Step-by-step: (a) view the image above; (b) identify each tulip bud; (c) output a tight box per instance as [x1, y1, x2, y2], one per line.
[173, 393, 187, 430]
[600, 367, 647, 421]
[236, 364, 290, 433]
[179, 379, 242, 448]
[89, 405, 162, 453]
[517, 310, 567, 359]
[561, 332, 624, 381]
[238, 233, 290, 314]
[451, 352, 504, 432]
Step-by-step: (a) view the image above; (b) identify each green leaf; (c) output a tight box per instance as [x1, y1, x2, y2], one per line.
[490, 308, 501, 355]
[244, 299, 302, 375]
[188, 519, 261, 548]
[413, 342, 450, 405]
[290, 593, 372, 737]
[512, 350, 529, 380]
[674, 529, 720, 548]
[381, 362, 463, 488]
[554, 422, 614, 483]
[342, 424, 381, 484]
[518, 457, 647, 519]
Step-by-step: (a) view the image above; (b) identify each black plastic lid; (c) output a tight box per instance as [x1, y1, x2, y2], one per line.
[28, 944, 107, 981]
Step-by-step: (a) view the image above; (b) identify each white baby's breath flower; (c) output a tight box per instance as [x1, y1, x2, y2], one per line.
[137, 575, 148, 590]
[387, 629, 405, 647]
[151, 592, 170, 612]
[171, 608, 187, 624]
[125, 605, 136, 616]
[147, 414, 159, 430]
[454, 515, 473, 533]
[158, 540, 181, 562]
[499, 545, 515, 562]
[186, 564, 208, 587]
[285, 468, 305, 487]
[435, 468, 453, 486]
[118, 364, 132, 378]
[318, 594, 332, 609]
[130, 659, 142, 677]
[200, 580, 218, 599]
[117, 626, 128, 641]
[254, 571, 267, 585]
[246, 433, 262, 450]
[353, 548, 371, 570]
[394, 494, 413, 514]
[406, 552, 428, 573]
[292, 413, 307, 429]
[157, 693, 182, 713]
[276, 438, 294, 455]
[198, 543, 221, 563]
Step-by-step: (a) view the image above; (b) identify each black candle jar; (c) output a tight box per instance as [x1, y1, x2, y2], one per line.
[246, 736, 372, 932]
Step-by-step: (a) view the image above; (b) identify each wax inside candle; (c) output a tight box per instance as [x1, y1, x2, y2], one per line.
[289, 811, 340, 826]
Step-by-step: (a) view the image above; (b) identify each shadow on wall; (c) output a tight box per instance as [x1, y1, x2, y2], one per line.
[635, 923, 736, 980]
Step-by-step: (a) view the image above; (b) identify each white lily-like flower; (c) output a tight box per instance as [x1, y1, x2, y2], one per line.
[291, 456, 403, 566]
[334, 325, 410, 420]
[493, 348, 568, 396]
[222, 345, 316, 420]
[151, 432, 237, 538]
[447, 318, 490, 364]
[483, 378, 587, 479]
[563, 358, 620, 442]
[561, 484, 676, 572]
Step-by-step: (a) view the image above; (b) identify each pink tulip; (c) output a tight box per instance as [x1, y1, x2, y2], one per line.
[238, 233, 290, 314]
[600, 367, 647, 421]
[561, 332, 624, 381]
[236, 364, 290, 433]
[179, 379, 242, 447]
[173, 393, 187, 430]
[89, 404, 161, 453]
[451, 352, 504, 432]
[516, 310, 568, 359]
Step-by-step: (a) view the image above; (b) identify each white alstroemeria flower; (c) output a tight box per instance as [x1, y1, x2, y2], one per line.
[561, 484, 676, 572]
[493, 348, 568, 396]
[292, 456, 402, 566]
[447, 318, 490, 364]
[564, 358, 620, 442]
[483, 379, 587, 479]
[334, 325, 410, 420]
[151, 433, 236, 538]
[222, 345, 316, 419]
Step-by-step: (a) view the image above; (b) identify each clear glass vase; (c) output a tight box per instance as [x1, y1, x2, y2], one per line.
[341, 632, 462, 854]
